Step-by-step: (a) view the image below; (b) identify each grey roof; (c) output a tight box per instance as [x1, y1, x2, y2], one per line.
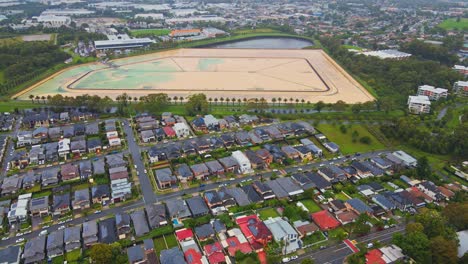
[46, 229, 64, 252]
[190, 163, 209, 175]
[186, 196, 209, 216]
[165, 199, 192, 219]
[205, 160, 224, 173]
[225, 187, 251, 206]
[64, 225, 81, 243]
[106, 153, 127, 167]
[53, 193, 70, 211]
[195, 223, 215, 239]
[82, 220, 98, 238]
[160, 247, 186, 264]
[291, 173, 316, 190]
[24, 235, 46, 261]
[241, 185, 263, 203]
[346, 198, 374, 214]
[85, 123, 99, 135]
[92, 160, 106, 175]
[145, 203, 167, 228]
[130, 210, 150, 236]
[266, 180, 289, 199]
[372, 194, 395, 210]
[127, 245, 145, 263]
[213, 219, 227, 233]
[74, 188, 90, 203]
[143, 239, 154, 251]
[275, 177, 303, 195]
[91, 184, 110, 199]
[176, 164, 193, 178]
[115, 212, 131, 228]
[0, 245, 21, 264]
[155, 168, 176, 182]
[30, 196, 49, 211]
[204, 190, 222, 204]
[99, 218, 117, 244]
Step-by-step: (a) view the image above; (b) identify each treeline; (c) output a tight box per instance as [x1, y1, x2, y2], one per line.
[0, 41, 68, 95]
[380, 117, 467, 158]
[42, 94, 114, 113]
[319, 37, 462, 107]
[400, 39, 460, 65]
[55, 28, 107, 45]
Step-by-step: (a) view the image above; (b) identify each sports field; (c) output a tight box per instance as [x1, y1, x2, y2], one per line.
[16, 48, 374, 103]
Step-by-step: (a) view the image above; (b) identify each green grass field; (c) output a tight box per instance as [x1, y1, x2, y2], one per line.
[0, 101, 38, 112]
[438, 18, 468, 30]
[342, 45, 363, 51]
[300, 199, 322, 213]
[66, 249, 81, 262]
[334, 192, 350, 201]
[130, 29, 171, 37]
[165, 234, 178, 248]
[258, 207, 280, 220]
[316, 124, 385, 154]
[154, 236, 168, 255]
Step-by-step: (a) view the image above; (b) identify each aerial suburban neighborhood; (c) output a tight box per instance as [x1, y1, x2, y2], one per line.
[0, 0, 466, 264]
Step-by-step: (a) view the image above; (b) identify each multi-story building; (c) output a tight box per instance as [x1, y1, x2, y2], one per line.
[453, 81, 468, 97]
[407, 95, 431, 114]
[417, 85, 448, 101]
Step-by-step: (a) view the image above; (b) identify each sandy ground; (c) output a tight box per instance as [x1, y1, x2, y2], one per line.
[16, 49, 375, 104]
[22, 34, 53, 42]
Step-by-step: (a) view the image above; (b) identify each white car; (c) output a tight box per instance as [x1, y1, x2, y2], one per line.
[144, 169, 147, 173]
[15, 233, 23, 237]
[39, 230, 48, 236]
[272, 169, 278, 172]
[1, 237, 8, 241]
[134, 165, 137, 169]
[229, 178, 235, 181]
[95, 210, 102, 214]
[290, 256, 298, 260]
[58, 225, 65, 230]
[15, 238, 24, 243]
[282, 257, 291, 263]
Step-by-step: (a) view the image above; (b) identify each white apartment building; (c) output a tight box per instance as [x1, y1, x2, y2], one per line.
[231, 151, 252, 174]
[417, 85, 448, 100]
[173, 122, 190, 138]
[453, 81, 468, 97]
[408, 95, 431, 114]
[36, 15, 71, 27]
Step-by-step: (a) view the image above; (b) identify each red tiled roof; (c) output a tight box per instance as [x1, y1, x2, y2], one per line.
[184, 248, 203, 264]
[204, 241, 222, 256]
[163, 126, 176, 136]
[437, 186, 454, 198]
[410, 187, 433, 202]
[311, 210, 341, 230]
[226, 237, 252, 256]
[236, 215, 272, 246]
[366, 249, 385, 264]
[207, 252, 225, 264]
[176, 228, 194, 241]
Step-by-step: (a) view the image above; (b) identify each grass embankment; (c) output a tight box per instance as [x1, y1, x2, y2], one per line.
[316, 124, 385, 154]
[342, 45, 363, 51]
[438, 18, 468, 31]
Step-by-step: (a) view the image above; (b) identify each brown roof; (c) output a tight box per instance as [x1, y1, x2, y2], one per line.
[444, 183, 462, 192]
[335, 211, 359, 224]
[61, 164, 78, 180]
[296, 223, 319, 236]
[110, 171, 129, 180]
[437, 186, 454, 198]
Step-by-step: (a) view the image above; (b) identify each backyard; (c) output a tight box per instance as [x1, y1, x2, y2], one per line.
[257, 207, 280, 220]
[316, 124, 385, 154]
[299, 199, 322, 213]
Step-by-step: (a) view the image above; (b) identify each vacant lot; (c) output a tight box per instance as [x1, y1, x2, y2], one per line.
[300, 199, 322, 213]
[131, 28, 171, 37]
[316, 124, 385, 154]
[17, 48, 374, 104]
[258, 207, 280, 220]
[438, 18, 468, 30]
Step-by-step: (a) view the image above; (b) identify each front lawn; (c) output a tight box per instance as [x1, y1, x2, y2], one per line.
[258, 208, 279, 220]
[316, 124, 385, 154]
[334, 192, 350, 201]
[303, 231, 326, 245]
[437, 18, 468, 30]
[52, 255, 64, 264]
[300, 199, 322, 213]
[328, 226, 348, 240]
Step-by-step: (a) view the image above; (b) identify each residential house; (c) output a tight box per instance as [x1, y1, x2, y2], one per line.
[372, 194, 396, 211]
[236, 215, 272, 248]
[195, 223, 215, 241]
[291, 173, 316, 190]
[218, 156, 239, 173]
[87, 138, 102, 154]
[173, 122, 190, 138]
[141, 130, 156, 143]
[83, 220, 99, 247]
[99, 218, 117, 244]
[191, 117, 207, 133]
[418, 181, 445, 201]
[264, 217, 301, 254]
[8, 193, 31, 225]
[155, 168, 177, 189]
[205, 160, 225, 176]
[245, 150, 265, 169]
[74, 123, 86, 136]
[1, 175, 22, 196]
[160, 247, 186, 264]
[23, 235, 46, 264]
[235, 131, 251, 146]
[281, 145, 301, 161]
[408, 95, 431, 114]
[91, 184, 110, 204]
[204, 190, 224, 215]
[204, 115, 219, 130]
[79, 160, 93, 179]
[115, 213, 132, 239]
[335, 210, 359, 225]
[61, 164, 80, 181]
[248, 131, 263, 145]
[190, 163, 210, 180]
[311, 210, 341, 230]
[42, 167, 59, 186]
[131, 210, 150, 237]
[293, 220, 319, 238]
[392, 151, 417, 167]
[163, 126, 176, 138]
[146, 203, 168, 228]
[204, 241, 225, 264]
[351, 161, 373, 178]
[225, 187, 251, 206]
[106, 153, 127, 168]
[64, 226, 81, 252]
[294, 145, 313, 162]
[304, 172, 332, 193]
[73, 188, 90, 210]
[127, 245, 146, 264]
[453, 80, 468, 97]
[166, 199, 192, 220]
[58, 138, 70, 158]
[22, 171, 38, 189]
[176, 164, 194, 182]
[220, 133, 236, 148]
[62, 126, 74, 138]
[85, 123, 99, 135]
[370, 157, 393, 171]
[16, 131, 34, 147]
[241, 184, 263, 204]
[48, 127, 61, 140]
[231, 151, 252, 174]
[252, 181, 275, 200]
[186, 196, 209, 217]
[53, 193, 70, 215]
[323, 142, 340, 153]
[239, 114, 258, 125]
[345, 198, 374, 215]
[254, 128, 271, 141]
[417, 85, 448, 101]
[47, 230, 64, 258]
[30, 196, 49, 217]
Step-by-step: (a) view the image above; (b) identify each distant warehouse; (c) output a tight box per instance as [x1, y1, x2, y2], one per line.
[94, 34, 154, 51]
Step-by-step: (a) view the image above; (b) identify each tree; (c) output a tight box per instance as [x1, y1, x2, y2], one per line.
[416, 156, 431, 180]
[352, 214, 371, 236]
[430, 236, 458, 264]
[359, 136, 372, 144]
[393, 230, 431, 264]
[272, 98, 277, 106]
[185, 93, 209, 116]
[29, 94, 34, 103]
[173, 96, 178, 105]
[333, 100, 347, 111]
[315, 101, 325, 113]
[90, 243, 113, 264]
[443, 202, 468, 231]
[351, 103, 362, 114]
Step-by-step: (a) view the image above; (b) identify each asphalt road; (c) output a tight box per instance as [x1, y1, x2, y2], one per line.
[121, 119, 156, 204]
[292, 225, 406, 264]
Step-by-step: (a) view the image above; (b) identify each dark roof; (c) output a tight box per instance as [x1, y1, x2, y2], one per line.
[346, 198, 374, 214]
[115, 212, 131, 227]
[205, 160, 224, 173]
[127, 245, 145, 263]
[177, 164, 193, 178]
[130, 210, 150, 236]
[186, 196, 209, 216]
[225, 187, 251, 206]
[204, 190, 222, 204]
[241, 185, 263, 203]
[305, 172, 332, 190]
[195, 223, 215, 239]
[160, 247, 186, 264]
[213, 219, 226, 233]
[53, 193, 70, 211]
[0, 245, 21, 264]
[155, 168, 176, 183]
[146, 203, 167, 228]
[218, 156, 239, 168]
[99, 218, 117, 244]
[91, 184, 110, 199]
[165, 199, 191, 218]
